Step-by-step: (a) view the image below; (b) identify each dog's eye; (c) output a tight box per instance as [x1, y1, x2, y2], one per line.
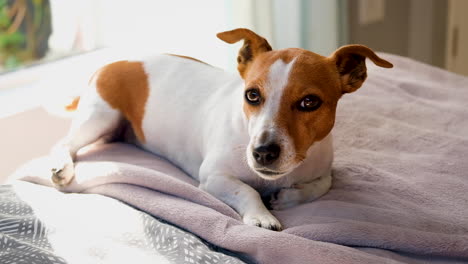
[297, 95, 322, 111]
[245, 88, 261, 105]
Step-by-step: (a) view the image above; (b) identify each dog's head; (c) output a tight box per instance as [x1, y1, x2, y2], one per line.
[217, 28, 393, 180]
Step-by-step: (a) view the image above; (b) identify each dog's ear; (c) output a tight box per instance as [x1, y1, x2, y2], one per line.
[329, 45, 393, 94]
[217, 28, 272, 79]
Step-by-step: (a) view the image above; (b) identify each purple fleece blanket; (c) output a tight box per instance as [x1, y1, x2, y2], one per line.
[15, 53, 468, 263]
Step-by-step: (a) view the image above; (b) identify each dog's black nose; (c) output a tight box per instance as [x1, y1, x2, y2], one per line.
[253, 143, 281, 166]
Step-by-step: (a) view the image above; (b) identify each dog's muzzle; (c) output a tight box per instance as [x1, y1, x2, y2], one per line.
[248, 128, 293, 179]
[250, 142, 290, 179]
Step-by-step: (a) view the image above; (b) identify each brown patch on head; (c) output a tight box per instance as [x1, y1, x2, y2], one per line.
[94, 61, 149, 143]
[240, 49, 301, 121]
[274, 46, 391, 159]
[167, 54, 211, 66]
[217, 28, 272, 79]
[266, 49, 342, 159]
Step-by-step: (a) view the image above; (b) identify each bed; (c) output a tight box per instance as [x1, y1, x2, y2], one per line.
[1, 53, 468, 264]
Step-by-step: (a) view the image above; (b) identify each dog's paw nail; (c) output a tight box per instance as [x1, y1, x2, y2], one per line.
[269, 224, 282, 231]
[243, 212, 282, 231]
[51, 168, 62, 175]
[50, 163, 74, 187]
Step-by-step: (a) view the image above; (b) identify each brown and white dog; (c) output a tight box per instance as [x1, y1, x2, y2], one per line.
[50, 28, 392, 231]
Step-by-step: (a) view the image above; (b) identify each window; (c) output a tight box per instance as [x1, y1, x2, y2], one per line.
[0, 0, 240, 115]
[0, 0, 239, 76]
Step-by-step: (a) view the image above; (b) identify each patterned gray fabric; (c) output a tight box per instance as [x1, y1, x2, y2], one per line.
[0, 182, 246, 264]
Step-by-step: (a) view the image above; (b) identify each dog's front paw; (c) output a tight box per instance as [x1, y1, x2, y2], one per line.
[270, 186, 303, 211]
[51, 162, 75, 187]
[243, 211, 282, 231]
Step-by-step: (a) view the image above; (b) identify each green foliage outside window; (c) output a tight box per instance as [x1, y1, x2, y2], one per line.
[0, 0, 51, 71]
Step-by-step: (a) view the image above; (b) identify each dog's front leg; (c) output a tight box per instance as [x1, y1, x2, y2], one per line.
[270, 173, 332, 210]
[200, 174, 282, 231]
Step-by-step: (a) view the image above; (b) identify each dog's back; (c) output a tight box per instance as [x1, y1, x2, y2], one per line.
[82, 54, 244, 178]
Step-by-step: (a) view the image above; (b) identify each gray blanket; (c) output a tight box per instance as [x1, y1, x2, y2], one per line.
[11, 53, 468, 263]
[0, 183, 245, 264]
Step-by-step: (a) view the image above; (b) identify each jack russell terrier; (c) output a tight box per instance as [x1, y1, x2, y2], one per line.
[50, 28, 392, 231]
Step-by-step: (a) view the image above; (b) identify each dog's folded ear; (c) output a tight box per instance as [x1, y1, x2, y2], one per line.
[329, 45, 393, 94]
[217, 28, 272, 78]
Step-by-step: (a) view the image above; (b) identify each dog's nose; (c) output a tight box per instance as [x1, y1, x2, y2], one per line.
[252, 143, 281, 166]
